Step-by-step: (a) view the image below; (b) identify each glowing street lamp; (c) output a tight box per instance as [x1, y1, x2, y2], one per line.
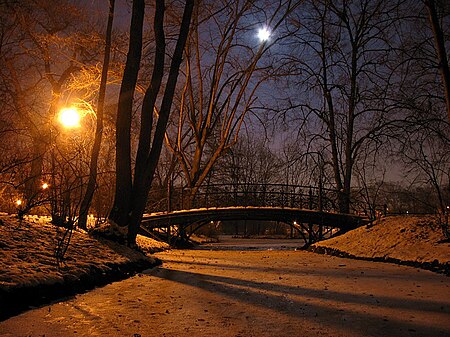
[16, 199, 22, 206]
[42, 182, 49, 190]
[257, 27, 271, 42]
[58, 107, 81, 128]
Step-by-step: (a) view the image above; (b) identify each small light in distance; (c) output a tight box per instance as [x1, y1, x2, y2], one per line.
[42, 183, 49, 190]
[59, 107, 81, 128]
[257, 27, 271, 42]
[16, 199, 22, 206]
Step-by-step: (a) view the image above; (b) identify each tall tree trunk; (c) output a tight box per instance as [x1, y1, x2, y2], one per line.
[127, 0, 194, 245]
[133, 0, 166, 204]
[425, 0, 450, 123]
[78, 0, 115, 230]
[320, 13, 345, 213]
[341, 43, 359, 215]
[109, 0, 145, 227]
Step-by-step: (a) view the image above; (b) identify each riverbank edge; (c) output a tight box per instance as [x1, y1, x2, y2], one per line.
[0, 256, 162, 321]
[306, 245, 450, 276]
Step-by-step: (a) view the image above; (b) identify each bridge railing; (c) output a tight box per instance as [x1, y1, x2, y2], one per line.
[146, 183, 341, 214]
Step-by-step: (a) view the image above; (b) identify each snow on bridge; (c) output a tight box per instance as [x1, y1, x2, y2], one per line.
[141, 206, 366, 231]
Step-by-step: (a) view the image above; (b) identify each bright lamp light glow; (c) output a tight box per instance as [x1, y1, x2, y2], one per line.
[257, 27, 271, 42]
[42, 183, 49, 190]
[59, 107, 81, 128]
[16, 199, 22, 206]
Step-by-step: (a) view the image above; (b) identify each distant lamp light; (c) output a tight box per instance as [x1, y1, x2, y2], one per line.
[16, 199, 22, 206]
[293, 221, 297, 225]
[257, 27, 271, 42]
[58, 107, 81, 128]
[42, 182, 49, 190]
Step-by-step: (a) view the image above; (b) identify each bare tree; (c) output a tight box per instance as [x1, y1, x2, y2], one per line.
[424, 0, 450, 122]
[78, 0, 116, 230]
[353, 149, 388, 220]
[216, 135, 282, 187]
[401, 128, 449, 215]
[0, 1, 104, 216]
[163, 0, 298, 203]
[283, 0, 403, 213]
[109, 0, 194, 246]
[393, 0, 449, 223]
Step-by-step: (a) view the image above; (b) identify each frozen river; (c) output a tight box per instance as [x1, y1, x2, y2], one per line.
[198, 235, 307, 251]
[1, 246, 449, 336]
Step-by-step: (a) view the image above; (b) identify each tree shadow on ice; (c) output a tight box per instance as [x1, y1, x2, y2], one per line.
[151, 267, 450, 337]
[161, 257, 445, 282]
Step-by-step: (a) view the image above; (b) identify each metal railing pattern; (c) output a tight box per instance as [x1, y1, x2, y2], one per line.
[146, 183, 342, 214]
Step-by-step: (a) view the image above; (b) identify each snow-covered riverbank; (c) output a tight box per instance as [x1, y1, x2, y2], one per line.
[310, 215, 450, 275]
[0, 214, 167, 320]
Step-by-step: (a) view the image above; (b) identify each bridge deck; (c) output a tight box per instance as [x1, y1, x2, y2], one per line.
[142, 206, 366, 230]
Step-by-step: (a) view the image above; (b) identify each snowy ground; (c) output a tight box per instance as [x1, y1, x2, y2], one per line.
[311, 215, 450, 274]
[0, 213, 449, 335]
[0, 214, 167, 319]
[1, 249, 449, 337]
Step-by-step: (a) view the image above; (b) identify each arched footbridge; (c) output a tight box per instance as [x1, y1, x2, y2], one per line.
[140, 183, 367, 244]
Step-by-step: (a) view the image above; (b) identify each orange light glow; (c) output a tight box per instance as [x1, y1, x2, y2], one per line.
[58, 107, 81, 128]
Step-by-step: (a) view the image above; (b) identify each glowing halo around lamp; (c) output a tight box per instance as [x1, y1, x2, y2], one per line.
[257, 27, 271, 42]
[58, 107, 81, 128]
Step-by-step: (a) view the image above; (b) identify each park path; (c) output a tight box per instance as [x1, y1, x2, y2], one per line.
[1, 247, 449, 337]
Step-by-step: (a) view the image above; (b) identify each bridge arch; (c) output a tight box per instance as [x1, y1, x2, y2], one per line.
[141, 206, 365, 246]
